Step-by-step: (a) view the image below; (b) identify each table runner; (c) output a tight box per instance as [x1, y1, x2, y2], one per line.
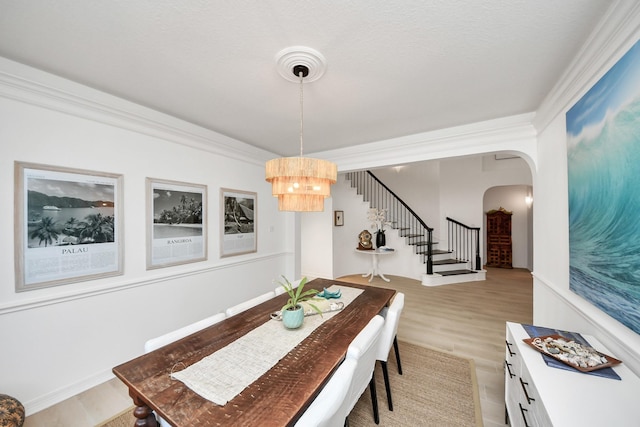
[171, 285, 364, 405]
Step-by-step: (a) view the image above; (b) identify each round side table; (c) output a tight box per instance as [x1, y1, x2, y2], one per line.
[355, 248, 395, 282]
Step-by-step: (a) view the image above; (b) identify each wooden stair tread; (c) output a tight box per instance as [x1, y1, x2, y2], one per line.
[416, 249, 448, 255]
[437, 269, 478, 276]
[346, 171, 484, 285]
[432, 259, 467, 265]
[412, 241, 441, 247]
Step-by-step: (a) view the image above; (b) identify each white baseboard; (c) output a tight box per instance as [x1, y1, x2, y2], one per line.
[24, 369, 115, 416]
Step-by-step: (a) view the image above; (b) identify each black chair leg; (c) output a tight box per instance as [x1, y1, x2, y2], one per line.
[380, 360, 393, 411]
[393, 336, 403, 375]
[369, 373, 380, 424]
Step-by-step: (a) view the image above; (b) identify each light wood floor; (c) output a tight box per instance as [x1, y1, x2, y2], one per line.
[338, 268, 533, 427]
[24, 267, 532, 426]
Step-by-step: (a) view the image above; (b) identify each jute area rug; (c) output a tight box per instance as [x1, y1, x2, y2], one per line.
[99, 341, 482, 426]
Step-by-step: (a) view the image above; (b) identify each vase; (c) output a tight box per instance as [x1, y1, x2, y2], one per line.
[282, 305, 304, 329]
[376, 231, 386, 248]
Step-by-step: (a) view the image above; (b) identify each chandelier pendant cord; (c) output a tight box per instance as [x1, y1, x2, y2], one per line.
[265, 47, 337, 212]
[299, 70, 304, 158]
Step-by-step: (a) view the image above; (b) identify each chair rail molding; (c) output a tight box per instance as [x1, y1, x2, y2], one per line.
[0, 251, 291, 315]
[532, 271, 640, 376]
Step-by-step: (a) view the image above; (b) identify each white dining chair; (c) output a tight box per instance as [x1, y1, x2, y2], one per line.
[274, 278, 302, 296]
[375, 292, 405, 411]
[341, 315, 385, 425]
[144, 311, 226, 426]
[294, 358, 357, 427]
[225, 291, 276, 317]
[144, 312, 227, 353]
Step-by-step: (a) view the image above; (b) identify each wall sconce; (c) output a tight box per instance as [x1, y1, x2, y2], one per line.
[525, 195, 533, 207]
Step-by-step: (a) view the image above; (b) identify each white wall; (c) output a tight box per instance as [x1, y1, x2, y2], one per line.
[531, 3, 640, 375]
[0, 58, 296, 414]
[329, 175, 427, 281]
[5, 2, 640, 415]
[533, 111, 640, 375]
[324, 156, 532, 281]
[370, 163, 441, 229]
[300, 203, 334, 280]
[329, 177, 375, 279]
[318, 2, 640, 378]
[439, 155, 532, 254]
[314, 113, 538, 282]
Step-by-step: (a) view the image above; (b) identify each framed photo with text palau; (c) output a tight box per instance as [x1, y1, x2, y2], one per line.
[15, 161, 124, 291]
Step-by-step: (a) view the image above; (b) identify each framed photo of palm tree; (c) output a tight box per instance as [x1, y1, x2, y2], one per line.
[147, 178, 207, 269]
[14, 161, 124, 291]
[220, 188, 256, 257]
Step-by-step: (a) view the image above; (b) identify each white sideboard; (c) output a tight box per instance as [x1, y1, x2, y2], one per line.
[505, 322, 640, 426]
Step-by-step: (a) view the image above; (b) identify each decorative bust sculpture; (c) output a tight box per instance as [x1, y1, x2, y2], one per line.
[357, 229, 373, 250]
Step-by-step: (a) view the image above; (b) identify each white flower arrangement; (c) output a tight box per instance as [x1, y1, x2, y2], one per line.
[367, 208, 391, 234]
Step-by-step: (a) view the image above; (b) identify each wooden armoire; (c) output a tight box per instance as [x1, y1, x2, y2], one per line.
[486, 207, 513, 268]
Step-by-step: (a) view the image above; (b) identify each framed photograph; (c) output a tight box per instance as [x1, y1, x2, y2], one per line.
[15, 161, 123, 291]
[147, 178, 207, 269]
[334, 210, 344, 226]
[220, 188, 256, 257]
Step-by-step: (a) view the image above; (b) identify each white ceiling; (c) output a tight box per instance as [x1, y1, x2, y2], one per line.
[0, 1, 612, 156]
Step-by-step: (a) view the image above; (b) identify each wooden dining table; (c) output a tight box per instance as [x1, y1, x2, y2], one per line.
[112, 278, 396, 426]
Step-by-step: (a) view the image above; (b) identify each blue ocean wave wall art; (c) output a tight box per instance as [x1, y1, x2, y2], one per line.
[566, 39, 640, 335]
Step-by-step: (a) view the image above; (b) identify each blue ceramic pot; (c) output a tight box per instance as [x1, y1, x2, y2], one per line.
[282, 306, 304, 329]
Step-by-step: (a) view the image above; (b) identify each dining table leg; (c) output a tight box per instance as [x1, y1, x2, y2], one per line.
[131, 393, 159, 427]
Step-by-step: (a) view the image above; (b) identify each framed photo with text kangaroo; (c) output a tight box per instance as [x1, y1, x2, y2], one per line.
[147, 178, 207, 269]
[14, 161, 124, 291]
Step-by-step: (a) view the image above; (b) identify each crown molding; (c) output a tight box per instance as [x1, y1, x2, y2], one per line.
[534, 1, 640, 133]
[317, 113, 538, 172]
[0, 57, 274, 166]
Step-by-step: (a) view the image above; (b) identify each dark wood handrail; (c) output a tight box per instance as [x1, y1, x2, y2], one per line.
[446, 217, 482, 270]
[347, 172, 481, 274]
[445, 216, 480, 231]
[368, 171, 433, 232]
[346, 170, 435, 274]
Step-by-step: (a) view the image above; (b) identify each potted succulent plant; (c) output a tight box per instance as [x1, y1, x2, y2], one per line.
[279, 276, 322, 329]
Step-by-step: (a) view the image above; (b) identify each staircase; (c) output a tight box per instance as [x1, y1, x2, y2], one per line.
[345, 171, 486, 286]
